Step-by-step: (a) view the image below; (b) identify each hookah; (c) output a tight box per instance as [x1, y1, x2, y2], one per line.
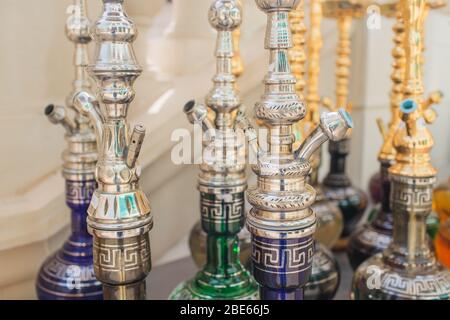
[290, 0, 342, 300]
[36, 0, 103, 300]
[347, 0, 443, 270]
[367, 0, 446, 208]
[188, 0, 251, 270]
[72, 0, 153, 300]
[320, 0, 369, 250]
[169, 0, 259, 300]
[351, 0, 450, 300]
[305, 0, 344, 251]
[241, 0, 353, 300]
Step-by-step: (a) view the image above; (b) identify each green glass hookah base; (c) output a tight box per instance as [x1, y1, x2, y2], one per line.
[169, 271, 259, 300]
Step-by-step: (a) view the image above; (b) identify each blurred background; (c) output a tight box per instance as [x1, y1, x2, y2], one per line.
[0, 0, 449, 299]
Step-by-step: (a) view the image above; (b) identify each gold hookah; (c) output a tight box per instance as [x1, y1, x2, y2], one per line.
[320, 0, 370, 249]
[348, 0, 444, 270]
[347, 0, 444, 270]
[289, 0, 343, 300]
[351, 0, 450, 300]
[232, 0, 244, 78]
[347, 1, 407, 270]
[373, 0, 445, 175]
[321, 0, 367, 114]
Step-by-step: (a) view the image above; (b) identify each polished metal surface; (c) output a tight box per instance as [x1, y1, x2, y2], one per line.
[169, 0, 258, 300]
[347, 0, 443, 270]
[188, 0, 248, 269]
[72, 0, 152, 300]
[241, 0, 352, 300]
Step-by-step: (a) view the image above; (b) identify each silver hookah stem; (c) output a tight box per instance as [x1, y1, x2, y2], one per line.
[183, 0, 249, 224]
[244, 0, 353, 300]
[176, 0, 258, 299]
[73, 0, 153, 300]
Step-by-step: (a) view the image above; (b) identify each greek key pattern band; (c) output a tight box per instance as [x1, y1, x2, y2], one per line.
[390, 177, 434, 213]
[94, 238, 151, 272]
[252, 237, 314, 274]
[42, 254, 98, 283]
[66, 180, 96, 205]
[380, 273, 450, 298]
[200, 192, 244, 222]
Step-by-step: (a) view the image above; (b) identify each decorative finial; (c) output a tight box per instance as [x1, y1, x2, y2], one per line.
[207, 0, 242, 122]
